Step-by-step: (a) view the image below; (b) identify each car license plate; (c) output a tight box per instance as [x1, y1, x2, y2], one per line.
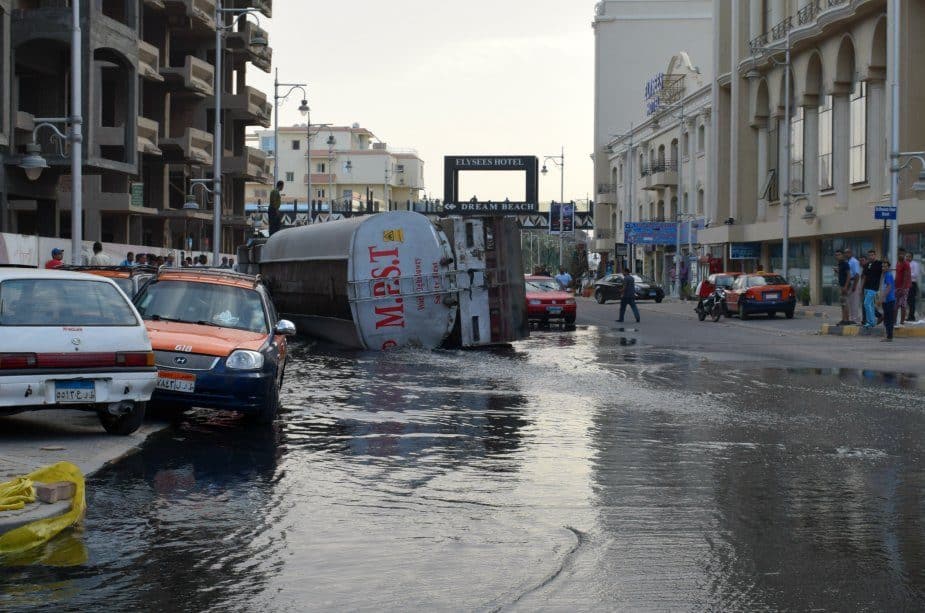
[764, 292, 781, 300]
[649, 291, 657, 297]
[156, 371, 196, 394]
[55, 380, 96, 403]
[547, 306, 563, 314]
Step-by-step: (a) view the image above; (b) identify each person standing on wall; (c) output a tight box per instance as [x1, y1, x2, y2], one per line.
[268, 181, 284, 236]
[617, 267, 640, 324]
[880, 258, 896, 342]
[894, 247, 911, 326]
[844, 248, 862, 325]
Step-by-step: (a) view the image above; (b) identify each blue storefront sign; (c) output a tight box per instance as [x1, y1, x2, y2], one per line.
[624, 222, 679, 245]
[874, 205, 897, 220]
[729, 242, 762, 260]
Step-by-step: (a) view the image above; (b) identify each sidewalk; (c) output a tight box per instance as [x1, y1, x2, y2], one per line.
[821, 320, 925, 338]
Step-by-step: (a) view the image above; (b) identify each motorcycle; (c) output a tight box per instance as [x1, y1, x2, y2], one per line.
[695, 286, 728, 323]
[694, 280, 713, 321]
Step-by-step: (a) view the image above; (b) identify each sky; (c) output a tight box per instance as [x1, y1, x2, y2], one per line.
[248, 0, 596, 208]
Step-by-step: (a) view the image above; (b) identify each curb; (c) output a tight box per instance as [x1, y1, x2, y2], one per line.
[820, 323, 925, 338]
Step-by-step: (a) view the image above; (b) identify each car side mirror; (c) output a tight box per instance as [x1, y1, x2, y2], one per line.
[274, 319, 296, 336]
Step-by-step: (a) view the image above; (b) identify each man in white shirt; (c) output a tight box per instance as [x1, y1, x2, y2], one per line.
[88, 241, 113, 266]
[554, 268, 573, 292]
[908, 252, 921, 321]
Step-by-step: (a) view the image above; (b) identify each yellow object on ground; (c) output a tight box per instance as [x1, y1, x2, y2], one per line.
[0, 477, 36, 511]
[0, 462, 86, 557]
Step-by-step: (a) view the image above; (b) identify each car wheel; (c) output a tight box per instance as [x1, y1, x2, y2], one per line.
[655, 297, 663, 304]
[767, 311, 776, 319]
[252, 378, 281, 425]
[785, 309, 795, 319]
[739, 303, 749, 320]
[594, 289, 605, 304]
[564, 314, 576, 325]
[98, 401, 146, 436]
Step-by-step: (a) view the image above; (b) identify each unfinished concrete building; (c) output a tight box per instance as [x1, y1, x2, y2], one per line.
[1, 0, 272, 253]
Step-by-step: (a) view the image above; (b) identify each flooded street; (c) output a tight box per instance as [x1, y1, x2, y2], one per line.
[3, 324, 925, 611]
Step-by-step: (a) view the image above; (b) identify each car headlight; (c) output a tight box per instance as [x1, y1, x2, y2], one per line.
[226, 350, 265, 370]
[565, 299, 576, 305]
[529, 299, 542, 305]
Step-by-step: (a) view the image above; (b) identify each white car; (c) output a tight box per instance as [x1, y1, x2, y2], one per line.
[0, 268, 157, 434]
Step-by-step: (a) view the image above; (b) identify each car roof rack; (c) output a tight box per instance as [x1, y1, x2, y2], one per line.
[156, 266, 262, 288]
[59, 265, 158, 274]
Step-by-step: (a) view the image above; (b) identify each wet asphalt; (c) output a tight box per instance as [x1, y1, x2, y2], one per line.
[1, 302, 924, 611]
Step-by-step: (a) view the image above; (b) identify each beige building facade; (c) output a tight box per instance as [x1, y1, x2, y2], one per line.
[699, 0, 925, 303]
[606, 54, 712, 286]
[245, 124, 425, 215]
[592, 0, 713, 261]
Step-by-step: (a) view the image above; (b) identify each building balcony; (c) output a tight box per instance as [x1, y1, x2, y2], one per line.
[164, 0, 216, 30]
[160, 55, 214, 97]
[220, 85, 271, 127]
[641, 161, 678, 190]
[226, 20, 272, 73]
[596, 183, 617, 205]
[161, 127, 213, 165]
[138, 40, 165, 83]
[224, 146, 269, 182]
[138, 116, 161, 156]
[143, 0, 167, 9]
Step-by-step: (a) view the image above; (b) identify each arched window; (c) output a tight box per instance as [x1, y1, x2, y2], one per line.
[697, 189, 705, 216]
[849, 80, 867, 184]
[658, 199, 666, 221]
[818, 95, 833, 189]
[639, 153, 645, 176]
[657, 145, 666, 168]
[791, 106, 804, 192]
[697, 124, 705, 153]
[669, 140, 678, 169]
[682, 132, 690, 159]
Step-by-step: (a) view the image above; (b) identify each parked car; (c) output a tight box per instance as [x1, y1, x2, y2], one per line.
[60, 265, 157, 299]
[724, 273, 797, 319]
[593, 273, 665, 304]
[133, 268, 296, 423]
[0, 269, 157, 435]
[525, 275, 576, 325]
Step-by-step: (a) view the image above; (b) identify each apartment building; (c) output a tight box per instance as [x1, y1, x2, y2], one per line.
[696, 0, 925, 303]
[605, 53, 712, 284]
[245, 124, 424, 215]
[1, 0, 273, 255]
[592, 0, 713, 264]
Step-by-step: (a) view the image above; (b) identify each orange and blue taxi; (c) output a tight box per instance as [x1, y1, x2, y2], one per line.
[725, 273, 797, 320]
[132, 268, 296, 422]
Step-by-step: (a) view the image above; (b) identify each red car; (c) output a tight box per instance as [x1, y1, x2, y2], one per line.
[525, 275, 576, 325]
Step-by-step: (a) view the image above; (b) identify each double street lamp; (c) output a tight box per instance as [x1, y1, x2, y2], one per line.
[18, 0, 82, 265]
[541, 146, 565, 267]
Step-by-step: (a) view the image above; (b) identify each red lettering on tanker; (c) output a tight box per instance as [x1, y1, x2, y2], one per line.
[368, 244, 405, 330]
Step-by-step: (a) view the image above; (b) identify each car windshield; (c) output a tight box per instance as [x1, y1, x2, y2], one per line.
[135, 280, 268, 333]
[714, 275, 737, 288]
[748, 275, 787, 287]
[526, 279, 560, 292]
[0, 278, 138, 326]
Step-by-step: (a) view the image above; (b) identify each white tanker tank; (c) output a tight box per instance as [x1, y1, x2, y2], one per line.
[256, 211, 528, 350]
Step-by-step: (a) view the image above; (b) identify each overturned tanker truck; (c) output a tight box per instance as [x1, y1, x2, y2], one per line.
[246, 211, 528, 350]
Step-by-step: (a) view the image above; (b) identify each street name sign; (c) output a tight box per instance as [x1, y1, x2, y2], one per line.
[874, 205, 897, 220]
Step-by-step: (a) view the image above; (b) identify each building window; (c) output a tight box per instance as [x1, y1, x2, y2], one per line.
[849, 81, 867, 184]
[285, 171, 295, 182]
[697, 124, 705, 153]
[791, 106, 804, 193]
[316, 162, 326, 173]
[697, 189, 704, 215]
[818, 95, 833, 190]
[683, 132, 690, 159]
[639, 153, 645, 176]
[618, 163, 623, 184]
[292, 140, 301, 150]
[259, 136, 275, 153]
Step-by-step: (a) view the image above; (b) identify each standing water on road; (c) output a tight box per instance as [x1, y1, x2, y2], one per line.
[2, 326, 924, 611]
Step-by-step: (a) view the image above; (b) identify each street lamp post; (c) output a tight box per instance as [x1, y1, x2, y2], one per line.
[213, 3, 266, 265]
[326, 133, 336, 213]
[18, 1, 83, 264]
[542, 146, 565, 267]
[273, 70, 307, 186]
[888, 0, 900, 268]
